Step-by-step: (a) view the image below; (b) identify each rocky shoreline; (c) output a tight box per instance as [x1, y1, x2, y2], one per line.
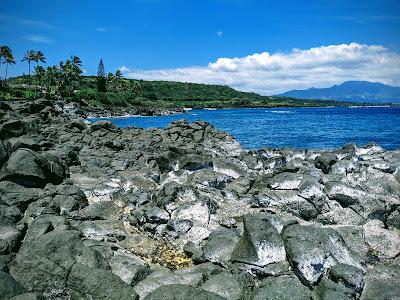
[0, 99, 399, 300]
[82, 105, 185, 118]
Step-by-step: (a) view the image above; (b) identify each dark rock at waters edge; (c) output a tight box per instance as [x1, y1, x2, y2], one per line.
[83, 104, 185, 118]
[0, 99, 399, 299]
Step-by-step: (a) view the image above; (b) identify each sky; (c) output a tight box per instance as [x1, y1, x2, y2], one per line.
[1, 0, 400, 95]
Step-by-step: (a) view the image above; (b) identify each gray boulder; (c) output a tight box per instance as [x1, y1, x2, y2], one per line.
[0, 119, 26, 139]
[360, 260, 400, 300]
[252, 275, 311, 300]
[314, 277, 355, 300]
[315, 153, 337, 174]
[143, 284, 226, 300]
[0, 148, 67, 188]
[282, 224, 362, 285]
[230, 214, 286, 267]
[67, 263, 138, 300]
[201, 272, 243, 300]
[9, 293, 45, 300]
[328, 263, 364, 293]
[0, 271, 26, 300]
[203, 228, 239, 267]
[0, 140, 7, 169]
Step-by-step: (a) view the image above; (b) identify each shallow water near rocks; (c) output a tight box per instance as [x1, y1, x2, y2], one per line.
[90, 107, 400, 150]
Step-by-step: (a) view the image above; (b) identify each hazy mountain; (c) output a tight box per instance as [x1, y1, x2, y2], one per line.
[279, 81, 400, 103]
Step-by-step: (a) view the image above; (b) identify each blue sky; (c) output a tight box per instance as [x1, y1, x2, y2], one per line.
[1, 0, 400, 94]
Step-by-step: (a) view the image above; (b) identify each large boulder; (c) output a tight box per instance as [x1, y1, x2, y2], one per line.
[0, 119, 26, 139]
[252, 275, 311, 300]
[201, 272, 244, 300]
[230, 214, 286, 267]
[133, 268, 203, 299]
[203, 228, 239, 267]
[360, 260, 400, 300]
[143, 284, 226, 300]
[0, 140, 7, 169]
[67, 263, 138, 300]
[0, 148, 67, 188]
[282, 224, 362, 286]
[315, 153, 337, 174]
[0, 271, 27, 300]
[0, 181, 40, 209]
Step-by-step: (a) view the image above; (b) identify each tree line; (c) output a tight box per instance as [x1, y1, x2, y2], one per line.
[0, 45, 127, 99]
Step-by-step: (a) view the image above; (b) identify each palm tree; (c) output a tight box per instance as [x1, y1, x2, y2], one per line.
[34, 66, 46, 92]
[21, 50, 37, 83]
[115, 70, 122, 79]
[59, 56, 83, 97]
[44, 65, 59, 95]
[1, 46, 15, 81]
[70, 55, 82, 67]
[3, 47, 16, 81]
[34, 51, 46, 68]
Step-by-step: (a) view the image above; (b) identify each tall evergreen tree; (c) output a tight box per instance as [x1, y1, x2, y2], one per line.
[97, 58, 106, 92]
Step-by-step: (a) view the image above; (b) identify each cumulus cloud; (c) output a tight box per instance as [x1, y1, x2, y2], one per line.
[24, 35, 52, 43]
[121, 43, 400, 95]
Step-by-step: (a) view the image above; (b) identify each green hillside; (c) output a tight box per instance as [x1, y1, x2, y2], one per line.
[3, 75, 356, 108]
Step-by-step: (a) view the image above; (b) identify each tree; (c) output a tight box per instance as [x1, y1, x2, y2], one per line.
[34, 50, 46, 68]
[97, 58, 106, 92]
[58, 55, 83, 97]
[44, 65, 60, 96]
[34, 66, 46, 92]
[0, 46, 15, 81]
[21, 50, 37, 83]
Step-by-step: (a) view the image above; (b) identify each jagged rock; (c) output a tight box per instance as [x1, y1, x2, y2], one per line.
[144, 206, 170, 224]
[0, 140, 7, 168]
[282, 224, 362, 286]
[67, 263, 138, 300]
[203, 228, 239, 267]
[201, 272, 243, 300]
[252, 275, 311, 300]
[6, 136, 41, 152]
[0, 271, 27, 300]
[268, 172, 312, 190]
[328, 263, 364, 293]
[363, 219, 400, 259]
[0, 119, 26, 139]
[108, 252, 149, 285]
[325, 181, 386, 220]
[9, 293, 45, 300]
[258, 189, 318, 220]
[0, 148, 67, 188]
[314, 277, 355, 300]
[133, 268, 204, 299]
[90, 120, 117, 131]
[142, 284, 226, 300]
[315, 153, 337, 174]
[360, 260, 400, 300]
[0, 223, 22, 254]
[230, 214, 286, 267]
[9, 229, 83, 298]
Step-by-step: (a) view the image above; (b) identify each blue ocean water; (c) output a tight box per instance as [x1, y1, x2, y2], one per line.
[90, 107, 400, 150]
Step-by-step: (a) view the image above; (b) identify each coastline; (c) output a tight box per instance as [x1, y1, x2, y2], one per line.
[1, 98, 400, 299]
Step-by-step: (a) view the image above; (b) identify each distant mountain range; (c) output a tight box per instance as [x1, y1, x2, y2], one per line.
[279, 81, 400, 104]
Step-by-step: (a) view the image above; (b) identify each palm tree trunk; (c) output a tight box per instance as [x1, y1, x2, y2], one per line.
[28, 61, 31, 85]
[5, 63, 8, 81]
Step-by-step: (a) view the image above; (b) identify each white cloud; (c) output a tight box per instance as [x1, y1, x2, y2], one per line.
[96, 27, 106, 32]
[121, 43, 400, 95]
[216, 30, 223, 37]
[24, 35, 52, 43]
